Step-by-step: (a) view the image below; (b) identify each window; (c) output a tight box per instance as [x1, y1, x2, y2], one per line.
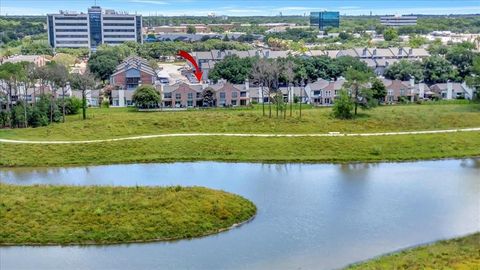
[232, 100, 237, 106]
[313, 90, 321, 96]
[104, 35, 136, 38]
[240, 91, 247, 97]
[103, 23, 135, 26]
[187, 100, 193, 107]
[232, 92, 238, 98]
[89, 12, 102, 48]
[175, 93, 181, 99]
[55, 23, 88, 26]
[56, 29, 88, 32]
[164, 93, 172, 99]
[56, 40, 89, 44]
[219, 92, 226, 99]
[326, 90, 331, 97]
[400, 89, 406, 96]
[55, 17, 87, 20]
[103, 17, 135, 21]
[388, 90, 393, 95]
[104, 29, 135, 32]
[187, 93, 193, 100]
[196, 92, 201, 99]
[56, 35, 89, 38]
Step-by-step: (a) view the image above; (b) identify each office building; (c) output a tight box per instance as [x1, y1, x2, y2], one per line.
[380, 15, 417, 27]
[310, 11, 340, 30]
[47, 6, 142, 51]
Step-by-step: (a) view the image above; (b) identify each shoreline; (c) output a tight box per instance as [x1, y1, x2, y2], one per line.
[1, 154, 478, 169]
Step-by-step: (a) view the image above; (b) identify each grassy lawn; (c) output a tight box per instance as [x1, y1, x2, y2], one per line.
[1, 131, 479, 167]
[0, 104, 479, 141]
[0, 184, 256, 245]
[345, 233, 480, 269]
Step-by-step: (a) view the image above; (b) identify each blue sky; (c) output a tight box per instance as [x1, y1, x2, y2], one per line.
[1, 0, 480, 16]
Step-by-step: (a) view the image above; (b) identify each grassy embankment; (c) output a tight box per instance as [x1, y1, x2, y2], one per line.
[0, 184, 256, 245]
[345, 233, 480, 269]
[1, 104, 479, 166]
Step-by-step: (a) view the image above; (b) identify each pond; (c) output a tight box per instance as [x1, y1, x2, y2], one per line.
[0, 159, 479, 270]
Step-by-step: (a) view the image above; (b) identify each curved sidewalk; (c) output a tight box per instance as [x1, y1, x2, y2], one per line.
[1, 127, 479, 145]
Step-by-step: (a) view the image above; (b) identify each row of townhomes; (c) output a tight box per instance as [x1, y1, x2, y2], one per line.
[2, 54, 474, 110]
[193, 47, 431, 80]
[106, 56, 475, 108]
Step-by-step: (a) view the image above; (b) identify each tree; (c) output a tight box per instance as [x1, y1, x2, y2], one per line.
[423, 56, 458, 84]
[371, 78, 387, 104]
[251, 58, 270, 116]
[87, 51, 121, 82]
[333, 89, 354, 119]
[445, 43, 477, 79]
[48, 63, 69, 122]
[69, 72, 97, 120]
[344, 68, 373, 116]
[202, 87, 215, 107]
[282, 59, 296, 118]
[466, 56, 480, 100]
[383, 28, 398, 41]
[132, 85, 160, 109]
[384, 60, 424, 82]
[186, 25, 196, 34]
[209, 55, 254, 84]
[408, 35, 427, 48]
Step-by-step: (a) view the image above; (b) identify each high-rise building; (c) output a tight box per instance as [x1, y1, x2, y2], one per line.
[47, 6, 142, 51]
[310, 11, 340, 30]
[380, 15, 417, 27]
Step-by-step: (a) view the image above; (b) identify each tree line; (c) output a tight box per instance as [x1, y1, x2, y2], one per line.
[0, 61, 98, 128]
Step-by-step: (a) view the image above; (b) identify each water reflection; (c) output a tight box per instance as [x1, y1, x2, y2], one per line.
[0, 159, 479, 270]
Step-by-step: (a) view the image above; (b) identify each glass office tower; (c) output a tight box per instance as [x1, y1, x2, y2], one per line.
[88, 6, 103, 50]
[310, 11, 340, 30]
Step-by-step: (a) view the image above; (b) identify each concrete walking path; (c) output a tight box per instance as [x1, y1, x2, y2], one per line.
[0, 127, 479, 145]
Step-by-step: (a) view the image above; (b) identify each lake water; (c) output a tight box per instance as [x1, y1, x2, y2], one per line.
[0, 159, 479, 270]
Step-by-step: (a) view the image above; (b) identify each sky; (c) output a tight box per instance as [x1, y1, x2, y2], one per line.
[1, 0, 480, 16]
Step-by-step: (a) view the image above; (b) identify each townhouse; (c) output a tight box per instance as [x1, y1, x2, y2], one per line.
[193, 47, 430, 81]
[161, 80, 251, 108]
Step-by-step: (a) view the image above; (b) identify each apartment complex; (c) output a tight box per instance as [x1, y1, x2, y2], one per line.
[310, 11, 340, 31]
[380, 15, 417, 27]
[47, 6, 142, 51]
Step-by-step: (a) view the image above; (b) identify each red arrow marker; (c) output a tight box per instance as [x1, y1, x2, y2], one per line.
[177, 50, 203, 82]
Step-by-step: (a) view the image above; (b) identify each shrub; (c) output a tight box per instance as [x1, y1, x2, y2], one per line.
[57, 97, 82, 115]
[132, 85, 160, 109]
[333, 90, 354, 119]
[101, 100, 110, 108]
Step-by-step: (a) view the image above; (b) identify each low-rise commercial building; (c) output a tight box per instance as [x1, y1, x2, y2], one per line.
[380, 15, 417, 27]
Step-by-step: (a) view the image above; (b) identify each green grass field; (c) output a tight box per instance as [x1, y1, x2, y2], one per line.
[0, 184, 256, 245]
[345, 233, 480, 269]
[1, 104, 479, 167]
[1, 132, 479, 167]
[1, 104, 479, 140]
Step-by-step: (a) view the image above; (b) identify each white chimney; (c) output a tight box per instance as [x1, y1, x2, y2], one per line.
[245, 79, 249, 90]
[419, 84, 425, 99]
[446, 81, 453, 99]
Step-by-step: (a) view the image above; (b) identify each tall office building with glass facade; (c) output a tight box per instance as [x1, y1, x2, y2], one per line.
[310, 11, 340, 30]
[47, 6, 142, 51]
